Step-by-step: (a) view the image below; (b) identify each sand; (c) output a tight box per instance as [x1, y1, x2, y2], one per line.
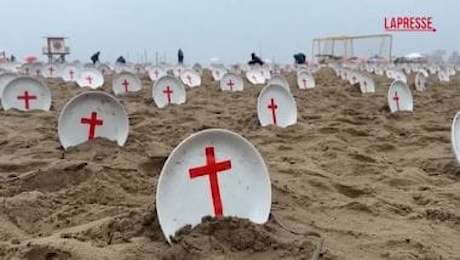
[0, 67, 459, 260]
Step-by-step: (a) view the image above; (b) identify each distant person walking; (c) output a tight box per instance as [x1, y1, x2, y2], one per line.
[248, 52, 264, 66]
[178, 49, 184, 65]
[91, 51, 100, 65]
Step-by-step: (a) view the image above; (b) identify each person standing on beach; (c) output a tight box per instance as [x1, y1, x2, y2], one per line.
[91, 51, 100, 65]
[178, 49, 184, 65]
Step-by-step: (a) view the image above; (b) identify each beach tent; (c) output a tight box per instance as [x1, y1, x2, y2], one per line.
[404, 52, 424, 59]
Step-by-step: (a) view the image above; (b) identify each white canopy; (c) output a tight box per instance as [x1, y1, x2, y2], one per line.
[404, 52, 424, 59]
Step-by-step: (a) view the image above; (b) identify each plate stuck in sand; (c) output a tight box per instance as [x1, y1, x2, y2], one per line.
[148, 66, 167, 82]
[268, 74, 290, 92]
[415, 70, 429, 91]
[112, 71, 142, 95]
[297, 71, 315, 89]
[58, 91, 129, 150]
[388, 80, 413, 113]
[156, 129, 272, 244]
[60, 65, 79, 82]
[219, 72, 244, 92]
[1, 76, 51, 112]
[257, 84, 297, 127]
[76, 68, 104, 89]
[152, 75, 186, 108]
[180, 68, 201, 88]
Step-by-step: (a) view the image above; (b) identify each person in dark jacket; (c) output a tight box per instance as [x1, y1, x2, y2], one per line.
[91, 51, 100, 64]
[116, 56, 126, 64]
[248, 52, 264, 66]
[293, 53, 306, 64]
[178, 49, 184, 65]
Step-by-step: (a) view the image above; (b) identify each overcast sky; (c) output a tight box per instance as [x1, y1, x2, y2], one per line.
[0, 0, 458, 64]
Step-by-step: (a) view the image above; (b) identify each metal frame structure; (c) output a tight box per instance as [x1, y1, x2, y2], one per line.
[311, 34, 392, 63]
[42, 36, 71, 63]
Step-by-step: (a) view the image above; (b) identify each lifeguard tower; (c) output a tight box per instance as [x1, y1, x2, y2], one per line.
[311, 34, 392, 64]
[42, 36, 70, 63]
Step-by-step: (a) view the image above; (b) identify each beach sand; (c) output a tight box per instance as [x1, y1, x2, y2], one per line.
[0, 67, 459, 259]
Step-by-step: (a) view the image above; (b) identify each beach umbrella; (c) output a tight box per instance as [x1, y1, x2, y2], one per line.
[24, 56, 38, 64]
